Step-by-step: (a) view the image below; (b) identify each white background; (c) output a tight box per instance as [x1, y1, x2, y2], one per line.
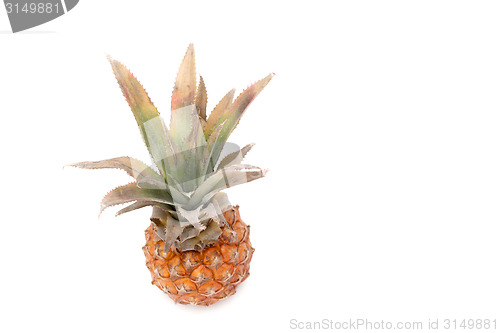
[1, 1, 499, 332]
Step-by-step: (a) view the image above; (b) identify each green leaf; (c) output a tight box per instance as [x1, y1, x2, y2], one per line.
[206, 73, 273, 170]
[200, 119, 226, 178]
[196, 75, 208, 121]
[115, 200, 176, 217]
[197, 221, 222, 244]
[100, 183, 174, 216]
[170, 104, 195, 148]
[178, 221, 222, 251]
[164, 213, 183, 252]
[181, 112, 208, 190]
[204, 89, 235, 138]
[216, 143, 255, 171]
[67, 156, 163, 187]
[190, 164, 267, 207]
[149, 207, 182, 250]
[171, 44, 196, 111]
[108, 57, 177, 179]
[170, 44, 197, 147]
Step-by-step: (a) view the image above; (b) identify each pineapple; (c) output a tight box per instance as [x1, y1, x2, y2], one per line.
[70, 44, 273, 306]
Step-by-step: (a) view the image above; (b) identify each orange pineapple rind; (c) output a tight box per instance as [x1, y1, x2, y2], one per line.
[143, 206, 254, 306]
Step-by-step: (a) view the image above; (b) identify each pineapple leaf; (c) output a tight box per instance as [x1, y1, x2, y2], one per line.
[67, 156, 163, 187]
[164, 213, 183, 252]
[150, 206, 169, 227]
[177, 220, 222, 251]
[207, 73, 273, 171]
[204, 89, 235, 138]
[201, 119, 227, 177]
[168, 184, 191, 206]
[149, 207, 182, 250]
[216, 143, 255, 171]
[100, 182, 174, 216]
[170, 44, 197, 146]
[171, 44, 196, 111]
[190, 164, 267, 207]
[169, 104, 194, 148]
[207, 120, 226, 148]
[197, 220, 222, 244]
[196, 75, 208, 121]
[181, 112, 208, 190]
[136, 174, 168, 190]
[115, 200, 176, 217]
[178, 237, 201, 251]
[179, 226, 199, 242]
[223, 73, 274, 134]
[177, 192, 229, 243]
[108, 57, 175, 179]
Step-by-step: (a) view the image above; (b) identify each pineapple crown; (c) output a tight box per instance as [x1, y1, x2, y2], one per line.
[69, 44, 273, 251]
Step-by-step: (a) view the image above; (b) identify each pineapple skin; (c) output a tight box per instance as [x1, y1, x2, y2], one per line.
[143, 206, 254, 306]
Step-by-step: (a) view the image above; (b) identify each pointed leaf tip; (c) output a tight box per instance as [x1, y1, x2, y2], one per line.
[99, 182, 175, 217]
[204, 73, 273, 166]
[196, 75, 208, 121]
[216, 142, 256, 171]
[171, 44, 197, 111]
[107, 57, 179, 179]
[107, 57, 159, 123]
[204, 88, 236, 137]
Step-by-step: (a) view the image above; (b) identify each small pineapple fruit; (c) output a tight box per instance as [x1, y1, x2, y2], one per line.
[70, 44, 273, 306]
